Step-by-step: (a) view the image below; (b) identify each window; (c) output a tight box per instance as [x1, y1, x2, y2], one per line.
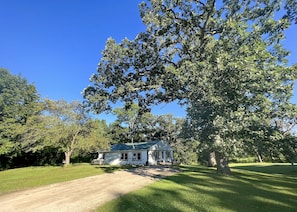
[132, 152, 141, 161]
[121, 153, 128, 160]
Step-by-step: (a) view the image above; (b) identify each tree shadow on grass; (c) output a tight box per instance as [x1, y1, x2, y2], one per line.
[98, 165, 297, 212]
[232, 164, 297, 175]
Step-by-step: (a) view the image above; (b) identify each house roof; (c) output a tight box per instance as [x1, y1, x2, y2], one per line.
[111, 141, 160, 151]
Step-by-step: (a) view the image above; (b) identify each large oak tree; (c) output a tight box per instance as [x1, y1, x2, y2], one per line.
[83, 0, 297, 174]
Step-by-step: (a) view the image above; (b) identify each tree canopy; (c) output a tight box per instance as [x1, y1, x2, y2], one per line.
[33, 99, 110, 165]
[83, 0, 297, 173]
[0, 68, 40, 156]
[0, 69, 111, 169]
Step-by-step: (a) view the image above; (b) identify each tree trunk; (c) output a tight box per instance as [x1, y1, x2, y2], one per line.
[215, 151, 232, 175]
[256, 152, 263, 163]
[64, 151, 72, 166]
[208, 151, 217, 167]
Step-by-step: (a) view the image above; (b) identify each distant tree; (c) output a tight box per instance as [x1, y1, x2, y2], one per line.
[281, 135, 297, 165]
[158, 116, 201, 164]
[108, 121, 130, 144]
[135, 111, 156, 142]
[0, 68, 40, 168]
[240, 102, 297, 163]
[80, 119, 110, 154]
[173, 139, 200, 165]
[152, 114, 183, 142]
[273, 104, 297, 164]
[111, 104, 184, 144]
[84, 0, 297, 174]
[113, 103, 141, 143]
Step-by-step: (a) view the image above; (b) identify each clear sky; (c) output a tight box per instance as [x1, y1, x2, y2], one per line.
[0, 0, 296, 123]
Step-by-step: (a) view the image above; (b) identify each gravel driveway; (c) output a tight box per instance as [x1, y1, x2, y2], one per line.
[0, 166, 178, 212]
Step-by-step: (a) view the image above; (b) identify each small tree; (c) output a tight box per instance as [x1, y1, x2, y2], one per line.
[23, 99, 110, 165]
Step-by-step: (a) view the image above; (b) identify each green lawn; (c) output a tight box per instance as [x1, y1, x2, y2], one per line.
[1, 163, 296, 211]
[98, 163, 297, 212]
[0, 163, 122, 195]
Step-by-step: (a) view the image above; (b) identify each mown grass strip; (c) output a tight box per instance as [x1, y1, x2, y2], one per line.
[0, 163, 123, 195]
[98, 164, 297, 212]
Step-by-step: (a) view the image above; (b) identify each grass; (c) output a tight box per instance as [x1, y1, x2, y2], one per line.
[98, 163, 297, 212]
[0, 163, 124, 195]
[1, 163, 296, 211]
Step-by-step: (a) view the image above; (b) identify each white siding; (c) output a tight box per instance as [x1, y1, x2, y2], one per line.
[104, 151, 148, 166]
[101, 141, 173, 166]
[130, 151, 147, 165]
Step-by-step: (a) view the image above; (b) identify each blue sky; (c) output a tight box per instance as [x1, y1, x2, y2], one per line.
[0, 0, 296, 123]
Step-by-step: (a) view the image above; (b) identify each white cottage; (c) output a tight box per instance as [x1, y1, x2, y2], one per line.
[94, 141, 174, 166]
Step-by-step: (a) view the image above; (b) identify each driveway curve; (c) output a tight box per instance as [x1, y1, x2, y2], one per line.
[0, 166, 178, 212]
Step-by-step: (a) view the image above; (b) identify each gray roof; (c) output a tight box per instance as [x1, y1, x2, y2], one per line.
[111, 141, 160, 151]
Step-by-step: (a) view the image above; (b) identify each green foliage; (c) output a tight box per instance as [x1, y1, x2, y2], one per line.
[110, 104, 185, 145]
[81, 119, 110, 152]
[0, 70, 111, 169]
[0, 68, 40, 167]
[84, 0, 297, 111]
[172, 139, 199, 165]
[112, 103, 142, 143]
[0, 68, 39, 123]
[98, 164, 297, 212]
[20, 99, 110, 166]
[280, 134, 297, 163]
[42, 99, 110, 164]
[109, 121, 130, 143]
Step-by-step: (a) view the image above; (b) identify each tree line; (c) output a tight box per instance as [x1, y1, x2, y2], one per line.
[0, 67, 296, 170]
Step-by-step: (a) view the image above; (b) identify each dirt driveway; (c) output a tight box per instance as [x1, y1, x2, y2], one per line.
[0, 166, 178, 212]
